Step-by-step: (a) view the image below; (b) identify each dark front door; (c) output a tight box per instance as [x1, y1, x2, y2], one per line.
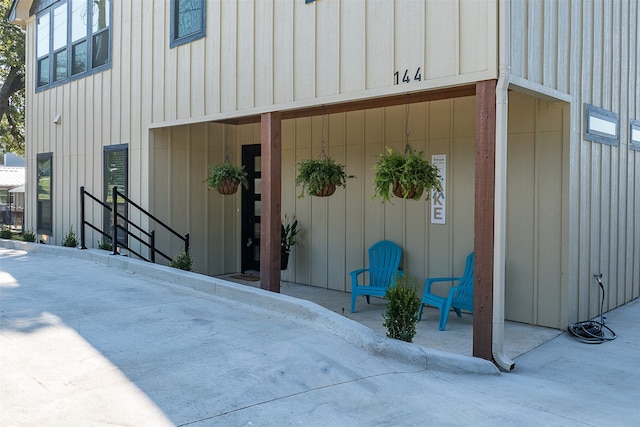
[241, 144, 261, 272]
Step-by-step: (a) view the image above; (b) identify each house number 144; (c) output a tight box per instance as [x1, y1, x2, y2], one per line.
[394, 68, 422, 85]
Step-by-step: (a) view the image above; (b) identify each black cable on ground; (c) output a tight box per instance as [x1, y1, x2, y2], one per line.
[568, 274, 617, 344]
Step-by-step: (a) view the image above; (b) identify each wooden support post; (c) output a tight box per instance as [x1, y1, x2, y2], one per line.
[473, 80, 497, 361]
[260, 112, 282, 293]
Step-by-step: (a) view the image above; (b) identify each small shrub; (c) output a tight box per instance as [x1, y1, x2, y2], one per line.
[62, 226, 79, 247]
[382, 274, 422, 343]
[170, 250, 193, 271]
[23, 229, 37, 242]
[98, 239, 112, 251]
[0, 226, 12, 239]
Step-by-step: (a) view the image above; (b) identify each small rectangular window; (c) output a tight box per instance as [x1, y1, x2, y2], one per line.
[37, 153, 53, 234]
[585, 104, 619, 146]
[170, 0, 206, 48]
[104, 144, 128, 245]
[631, 120, 640, 151]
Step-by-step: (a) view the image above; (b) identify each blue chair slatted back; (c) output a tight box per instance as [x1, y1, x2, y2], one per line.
[368, 240, 403, 288]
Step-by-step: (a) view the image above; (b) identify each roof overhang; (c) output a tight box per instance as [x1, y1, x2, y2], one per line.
[8, 0, 32, 26]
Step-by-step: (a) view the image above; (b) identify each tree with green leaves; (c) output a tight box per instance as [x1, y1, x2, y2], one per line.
[0, 0, 25, 157]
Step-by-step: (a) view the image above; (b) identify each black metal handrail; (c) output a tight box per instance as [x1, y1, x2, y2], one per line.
[80, 186, 189, 264]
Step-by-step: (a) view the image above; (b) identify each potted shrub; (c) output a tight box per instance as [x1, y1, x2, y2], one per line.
[280, 214, 300, 270]
[205, 162, 249, 195]
[295, 157, 354, 198]
[382, 274, 421, 343]
[372, 145, 442, 203]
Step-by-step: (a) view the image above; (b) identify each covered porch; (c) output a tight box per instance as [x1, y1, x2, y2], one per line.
[220, 273, 562, 360]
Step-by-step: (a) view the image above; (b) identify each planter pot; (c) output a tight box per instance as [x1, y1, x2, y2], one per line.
[312, 182, 337, 197]
[281, 251, 290, 270]
[393, 183, 419, 200]
[217, 180, 240, 195]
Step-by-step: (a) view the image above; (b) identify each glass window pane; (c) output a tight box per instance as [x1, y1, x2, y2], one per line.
[72, 41, 87, 75]
[36, 13, 50, 58]
[53, 49, 67, 81]
[92, 0, 110, 33]
[254, 200, 261, 216]
[92, 30, 109, 68]
[176, 0, 203, 38]
[52, 4, 67, 51]
[254, 178, 261, 194]
[37, 154, 53, 234]
[37, 57, 50, 86]
[71, 0, 88, 42]
[254, 156, 261, 172]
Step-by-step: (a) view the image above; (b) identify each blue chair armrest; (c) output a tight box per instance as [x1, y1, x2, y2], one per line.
[350, 268, 369, 284]
[425, 277, 462, 294]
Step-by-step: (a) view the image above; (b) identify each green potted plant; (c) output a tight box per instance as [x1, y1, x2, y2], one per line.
[280, 214, 300, 270]
[372, 145, 442, 203]
[295, 157, 354, 198]
[382, 274, 421, 343]
[205, 162, 249, 195]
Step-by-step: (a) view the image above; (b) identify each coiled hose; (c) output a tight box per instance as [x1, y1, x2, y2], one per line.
[568, 274, 617, 344]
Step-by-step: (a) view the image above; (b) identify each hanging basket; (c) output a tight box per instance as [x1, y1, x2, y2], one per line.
[392, 183, 419, 200]
[311, 182, 337, 197]
[217, 179, 240, 195]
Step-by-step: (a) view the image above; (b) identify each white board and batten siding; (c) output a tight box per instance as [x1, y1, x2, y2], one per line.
[509, 0, 640, 326]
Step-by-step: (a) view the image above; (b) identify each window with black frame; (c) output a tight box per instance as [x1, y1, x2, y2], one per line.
[103, 145, 128, 246]
[170, 0, 206, 48]
[35, 0, 111, 90]
[36, 153, 53, 234]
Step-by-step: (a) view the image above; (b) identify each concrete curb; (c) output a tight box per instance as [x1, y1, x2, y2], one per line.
[0, 239, 499, 375]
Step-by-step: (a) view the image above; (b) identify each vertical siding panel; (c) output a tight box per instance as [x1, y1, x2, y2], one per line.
[526, 0, 543, 83]
[237, 0, 254, 110]
[426, 0, 458, 79]
[293, 1, 315, 100]
[119, 1, 131, 143]
[190, 40, 206, 117]
[189, 124, 207, 273]
[510, 0, 527, 78]
[176, 47, 191, 119]
[393, 0, 424, 86]
[220, 0, 237, 112]
[205, 1, 221, 115]
[273, 0, 293, 104]
[557, 0, 570, 93]
[254, 0, 273, 107]
[364, 109, 385, 244]
[326, 114, 347, 291]
[345, 111, 365, 286]
[365, 1, 393, 89]
[294, 118, 312, 283]
[130, 0, 142, 216]
[459, 0, 489, 74]
[152, 1, 165, 122]
[316, 0, 339, 97]
[543, 0, 558, 88]
[340, 0, 365, 93]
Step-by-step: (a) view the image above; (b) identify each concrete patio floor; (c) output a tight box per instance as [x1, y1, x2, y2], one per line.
[218, 273, 563, 361]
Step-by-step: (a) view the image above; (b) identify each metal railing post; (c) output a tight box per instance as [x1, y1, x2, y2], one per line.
[150, 230, 155, 263]
[80, 186, 86, 249]
[184, 233, 190, 255]
[112, 186, 118, 255]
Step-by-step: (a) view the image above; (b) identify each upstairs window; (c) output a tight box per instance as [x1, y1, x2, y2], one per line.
[170, 0, 206, 48]
[631, 120, 640, 151]
[36, 0, 111, 90]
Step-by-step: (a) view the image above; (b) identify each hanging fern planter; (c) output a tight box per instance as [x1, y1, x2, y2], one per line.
[295, 115, 354, 198]
[205, 162, 248, 195]
[295, 157, 352, 198]
[372, 145, 442, 203]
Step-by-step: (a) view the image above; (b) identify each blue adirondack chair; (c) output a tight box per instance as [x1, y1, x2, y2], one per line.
[350, 240, 403, 313]
[418, 252, 474, 330]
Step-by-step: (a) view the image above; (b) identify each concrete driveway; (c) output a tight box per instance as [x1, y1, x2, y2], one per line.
[1, 242, 638, 426]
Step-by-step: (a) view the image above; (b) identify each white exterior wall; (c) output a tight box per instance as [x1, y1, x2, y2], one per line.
[509, 0, 640, 325]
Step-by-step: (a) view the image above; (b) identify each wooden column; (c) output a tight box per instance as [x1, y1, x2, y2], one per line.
[473, 80, 496, 361]
[260, 112, 282, 293]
